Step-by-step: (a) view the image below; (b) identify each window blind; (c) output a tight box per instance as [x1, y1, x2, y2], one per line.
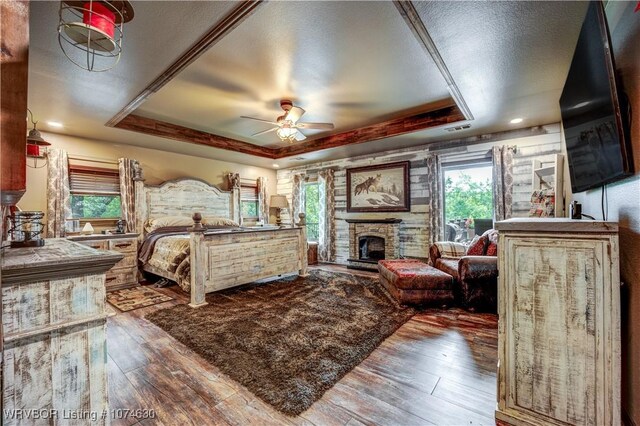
[240, 183, 258, 201]
[69, 165, 120, 195]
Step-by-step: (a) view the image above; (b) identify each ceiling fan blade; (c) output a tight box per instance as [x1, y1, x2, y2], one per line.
[251, 127, 278, 137]
[240, 116, 279, 125]
[294, 130, 307, 141]
[285, 106, 305, 123]
[296, 122, 335, 130]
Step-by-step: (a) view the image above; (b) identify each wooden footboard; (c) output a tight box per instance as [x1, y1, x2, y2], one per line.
[188, 213, 307, 307]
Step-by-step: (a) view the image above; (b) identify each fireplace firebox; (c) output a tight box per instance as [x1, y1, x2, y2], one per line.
[347, 218, 402, 271]
[359, 236, 385, 261]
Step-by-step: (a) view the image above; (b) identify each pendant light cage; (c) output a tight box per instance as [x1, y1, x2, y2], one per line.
[58, 0, 133, 72]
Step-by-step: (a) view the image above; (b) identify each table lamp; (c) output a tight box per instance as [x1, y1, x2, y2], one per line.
[270, 195, 289, 227]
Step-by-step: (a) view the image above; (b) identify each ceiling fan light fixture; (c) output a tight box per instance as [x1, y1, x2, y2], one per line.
[241, 99, 333, 143]
[276, 124, 297, 142]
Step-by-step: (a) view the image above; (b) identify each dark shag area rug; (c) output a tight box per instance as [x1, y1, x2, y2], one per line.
[145, 269, 415, 415]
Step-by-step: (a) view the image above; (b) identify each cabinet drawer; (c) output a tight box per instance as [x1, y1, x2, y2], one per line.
[80, 240, 108, 250]
[105, 268, 138, 290]
[112, 251, 136, 270]
[108, 238, 137, 253]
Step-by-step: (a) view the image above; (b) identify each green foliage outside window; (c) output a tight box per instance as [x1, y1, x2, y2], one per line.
[304, 183, 320, 241]
[71, 195, 121, 219]
[242, 200, 258, 218]
[444, 172, 493, 225]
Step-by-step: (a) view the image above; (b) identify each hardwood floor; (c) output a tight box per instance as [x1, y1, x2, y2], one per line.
[107, 265, 498, 426]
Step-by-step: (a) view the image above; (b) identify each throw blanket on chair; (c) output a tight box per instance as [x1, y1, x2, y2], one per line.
[433, 241, 467, 259]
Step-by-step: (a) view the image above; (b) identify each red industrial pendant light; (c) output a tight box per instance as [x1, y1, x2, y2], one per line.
[58, 0, 134, 72]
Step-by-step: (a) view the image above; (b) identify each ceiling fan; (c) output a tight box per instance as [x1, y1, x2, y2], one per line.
[241, 99, 334, 142]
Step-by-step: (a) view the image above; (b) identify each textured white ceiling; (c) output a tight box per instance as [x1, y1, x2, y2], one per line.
[135, 1, 451, 148]
[27, 1, 589, 168]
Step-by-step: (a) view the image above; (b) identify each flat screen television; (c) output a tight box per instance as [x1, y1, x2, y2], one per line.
[560, 1, 633, 193]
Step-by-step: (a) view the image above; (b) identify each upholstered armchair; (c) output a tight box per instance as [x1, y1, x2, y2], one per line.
[428, 230, 499, 312]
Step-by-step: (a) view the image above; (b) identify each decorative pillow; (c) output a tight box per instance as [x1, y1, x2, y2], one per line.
[202, 217, 240, 227]
[482, 229, 499, 256]
[146, 216, 240, 232]
[145, 216, 194, 232]
[434, 242, 467, 259]
[466, 235, 486, 256]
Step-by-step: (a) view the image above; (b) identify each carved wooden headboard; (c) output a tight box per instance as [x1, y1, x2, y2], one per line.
[135, 177, 237, 235]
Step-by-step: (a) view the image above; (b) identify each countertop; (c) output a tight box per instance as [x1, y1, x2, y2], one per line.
[67, 232, 138, 241]
[1, 238, 123, 285]
[495, 218, 618, 233]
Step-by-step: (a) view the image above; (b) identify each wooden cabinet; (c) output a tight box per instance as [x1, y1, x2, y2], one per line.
[495, 219, 620, 426]
[307, 242, 318, 265]
[1, 239, 122, 425]
[69, 233, 139, 290]
[0, 0, 29, 206]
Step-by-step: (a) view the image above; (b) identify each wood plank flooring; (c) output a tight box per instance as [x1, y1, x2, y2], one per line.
[107, 265, 498, 425]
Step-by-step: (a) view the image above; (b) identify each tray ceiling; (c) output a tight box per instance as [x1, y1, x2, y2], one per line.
[133, 1, 452, 148]
[27, 1, 590, 168]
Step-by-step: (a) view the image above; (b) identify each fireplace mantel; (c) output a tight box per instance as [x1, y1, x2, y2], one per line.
[345, 218, 402, 224]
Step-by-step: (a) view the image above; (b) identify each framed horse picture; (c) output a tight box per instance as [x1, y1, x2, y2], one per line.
[346, 161, 410, 213]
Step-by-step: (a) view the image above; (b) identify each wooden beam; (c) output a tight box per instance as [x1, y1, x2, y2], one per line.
[115, 114, 278, 159]
[115, 106, 465, 160]
[105, 0, 265, 127]
[273, 105, 465, 158]
[393, 1, 474, 121]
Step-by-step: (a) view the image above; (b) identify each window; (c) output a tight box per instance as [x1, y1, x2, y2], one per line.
[442, 161, 493, 242]
[69, 164, 121, 219]
[240, 182, 259, 221]
[304, 181, 320, 242]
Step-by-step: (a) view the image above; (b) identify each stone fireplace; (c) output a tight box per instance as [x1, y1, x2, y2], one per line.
[347, 218, 402, 271]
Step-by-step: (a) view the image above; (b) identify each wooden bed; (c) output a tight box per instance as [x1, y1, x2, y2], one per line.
[135, 176, 308, 308]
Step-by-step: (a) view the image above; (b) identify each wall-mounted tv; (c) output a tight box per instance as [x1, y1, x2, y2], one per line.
[560, 1, 633, 193]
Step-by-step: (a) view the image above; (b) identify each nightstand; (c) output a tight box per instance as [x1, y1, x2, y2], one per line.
[68, 233, 139, 291]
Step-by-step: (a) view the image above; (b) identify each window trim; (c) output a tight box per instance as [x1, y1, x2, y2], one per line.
[303, 181, 320, 243]
[441, 159, 494, 234]
[240, 182, 259, 220]
[69, 163, 122, 220]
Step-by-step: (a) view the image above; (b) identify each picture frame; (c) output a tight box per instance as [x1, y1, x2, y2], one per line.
[346, 161, 410, 213]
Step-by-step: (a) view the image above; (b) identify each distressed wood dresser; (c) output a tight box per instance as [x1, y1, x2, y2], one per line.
[68, 233, 139, 290]
[495, 219, 620, 426]
[1, 239, 122, 425]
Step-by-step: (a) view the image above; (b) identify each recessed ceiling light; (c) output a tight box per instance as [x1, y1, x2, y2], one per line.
[272, 164, 280, 168]
[47, 121, 64, 128]
[510, 118, 523, 124]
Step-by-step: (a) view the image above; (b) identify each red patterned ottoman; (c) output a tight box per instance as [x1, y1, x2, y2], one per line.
[378, 259, 454, 306]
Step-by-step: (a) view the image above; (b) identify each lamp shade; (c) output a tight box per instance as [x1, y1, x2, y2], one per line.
[270, 195, 289, 209]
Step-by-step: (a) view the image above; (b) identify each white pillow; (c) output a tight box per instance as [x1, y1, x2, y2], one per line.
[202, 217, 240, 227]
[145, 216, 193, 232]
[145, 215, 239, 232]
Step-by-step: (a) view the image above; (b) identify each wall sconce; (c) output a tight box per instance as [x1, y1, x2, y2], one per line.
[26, 109, 51, 169]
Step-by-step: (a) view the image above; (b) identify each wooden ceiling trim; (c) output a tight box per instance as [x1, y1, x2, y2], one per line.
[115, 114, 278, 159]
[114, 106, 465, 160]
[105, 0, 266, 127]
[393, 1, 474, 121]
[274, 105, 465, 158]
